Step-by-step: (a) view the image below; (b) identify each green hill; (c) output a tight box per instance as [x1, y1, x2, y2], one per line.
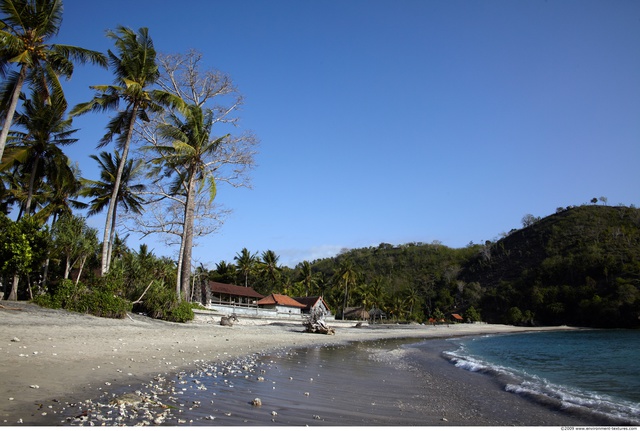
[462, 205, 640, 328]
[306, 205, 640, 328]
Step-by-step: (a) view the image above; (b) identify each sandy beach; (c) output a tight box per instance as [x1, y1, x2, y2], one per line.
[0, 301, 581, 426]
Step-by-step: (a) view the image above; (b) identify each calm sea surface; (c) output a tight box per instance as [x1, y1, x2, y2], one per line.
[443, 329, 640, 425]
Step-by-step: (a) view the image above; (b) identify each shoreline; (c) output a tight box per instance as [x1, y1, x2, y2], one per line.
[1, 301, 579, 425]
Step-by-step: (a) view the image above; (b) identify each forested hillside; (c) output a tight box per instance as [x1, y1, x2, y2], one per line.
[302, 205, 640, 328]
[462, 205, 640, 328]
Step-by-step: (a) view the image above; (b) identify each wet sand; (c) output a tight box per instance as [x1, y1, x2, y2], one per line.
[0, 301, 582, 426]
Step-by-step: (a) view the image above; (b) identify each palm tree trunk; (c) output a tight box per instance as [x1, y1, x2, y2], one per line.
[42, 213, 59, 287]
[100, 102, 139, 275]
[106, 210, 117, 271]
[0, 64, 27, 162]
[25, 155, 41, 215]
[179, 172, 198, 302]
[342, 281, 348, 320]
[175, 231, 186, 299]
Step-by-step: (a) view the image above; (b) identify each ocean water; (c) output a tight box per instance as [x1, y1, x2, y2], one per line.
[443, 329, 640, 425]
[51, 329, 639, 426]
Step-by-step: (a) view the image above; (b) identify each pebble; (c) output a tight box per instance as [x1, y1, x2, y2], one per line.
[251, 398, 262, 406]
[11, 337, 19, 342]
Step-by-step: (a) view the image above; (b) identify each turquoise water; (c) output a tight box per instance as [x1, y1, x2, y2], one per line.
[444, 329, 640, 425]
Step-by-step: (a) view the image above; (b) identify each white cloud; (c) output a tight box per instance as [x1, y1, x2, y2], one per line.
[277, 245, 345, 268]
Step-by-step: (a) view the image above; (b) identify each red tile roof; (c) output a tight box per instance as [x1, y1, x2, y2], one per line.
[257, 294, 306, 308]
[451, 313, 463, 320]
[207, 281, 264, 299]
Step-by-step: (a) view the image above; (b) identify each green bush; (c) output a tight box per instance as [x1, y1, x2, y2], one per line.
[166, 301, 194, 323]
[32, 279, 131, 319]
[74, 289, 132, 318]
[465, 306, 482, 322]
[505, 306, 523, 325]
[32, 279, 82, 309]
[135, 282, 194, 323]
[34, 279, 193, 323]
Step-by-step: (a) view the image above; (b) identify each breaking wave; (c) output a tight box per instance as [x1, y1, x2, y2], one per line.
[444, 339, 640, 426]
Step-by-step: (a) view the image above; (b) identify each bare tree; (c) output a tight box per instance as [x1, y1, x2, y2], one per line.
[134, 51, 258, 300]
[521, 213, 539, 227]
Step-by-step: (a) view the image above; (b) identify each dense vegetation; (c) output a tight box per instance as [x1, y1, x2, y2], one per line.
[204, 204, 639, 329]
[0, 0, 253, 321]
[462, 205, 640, 328]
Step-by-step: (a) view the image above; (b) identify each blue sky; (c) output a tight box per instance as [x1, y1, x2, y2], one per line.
[52, 0, 640, 268]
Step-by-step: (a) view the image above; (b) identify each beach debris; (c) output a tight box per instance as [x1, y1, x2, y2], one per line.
[220, 314, 239, 327]
[441, 417, 448, 422]
[109, 393, 144, 407]
[10, 337, 19, 342]
[304, 392, 310, 396]
[251, 397, 262, 407]
[271, 410, 278, 416]
[313, 415, 322, 420]
[303, 309, 335, 335]
[29, 385, 39, 389]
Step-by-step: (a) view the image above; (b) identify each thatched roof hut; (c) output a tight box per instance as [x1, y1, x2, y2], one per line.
[343, 307, 370, 320]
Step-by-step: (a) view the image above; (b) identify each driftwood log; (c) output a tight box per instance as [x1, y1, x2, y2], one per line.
[220, 313, 238, 327]
[303, 309, 335, 335]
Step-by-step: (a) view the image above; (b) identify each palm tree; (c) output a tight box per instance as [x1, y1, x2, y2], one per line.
[353, 282, 374, 314]
[336, 259, 359, 320]
[147, 102, 228, 300]
[0, 0, 107, 162]
[80, 150, 145, 270]
[234, 247, 258, 287]
[1, 90, 77, 216]
[214, 260, 236, 284]
[389, 294, 407, 322]
[34, 159, 85, 226]
[298, 260, 319, 296]
[258, 249, 281, 293]
[404, 285, 422, 319]
[70, 26, 159, 275]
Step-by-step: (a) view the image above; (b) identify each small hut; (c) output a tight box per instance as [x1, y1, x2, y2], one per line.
[368, 308, 387, 323]
[343, 306, 370, 321]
